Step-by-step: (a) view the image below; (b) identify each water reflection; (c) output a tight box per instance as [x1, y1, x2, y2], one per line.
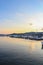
[0, 37, 43, 65]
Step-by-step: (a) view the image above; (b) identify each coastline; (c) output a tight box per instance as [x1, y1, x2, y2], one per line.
[0, 32, 43, 41]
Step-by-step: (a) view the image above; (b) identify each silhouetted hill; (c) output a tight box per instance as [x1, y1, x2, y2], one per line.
[0, 32, 43, 40]
[8, 32, 43, 40]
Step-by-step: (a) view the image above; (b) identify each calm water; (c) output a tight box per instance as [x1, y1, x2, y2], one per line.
[0, 37, 43, 65]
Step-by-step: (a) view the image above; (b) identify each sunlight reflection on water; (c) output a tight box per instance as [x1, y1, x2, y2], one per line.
[0, 37, 43, 65]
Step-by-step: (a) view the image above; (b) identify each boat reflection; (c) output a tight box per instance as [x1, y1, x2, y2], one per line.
[41, 42, 43, 49]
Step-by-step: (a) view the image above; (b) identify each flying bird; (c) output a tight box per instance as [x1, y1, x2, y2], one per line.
[29, 23, 33, 25]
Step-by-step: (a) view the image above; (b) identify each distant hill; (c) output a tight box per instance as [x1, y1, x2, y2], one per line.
[0, 32, 43, 40]
[8, 32, 43, 40]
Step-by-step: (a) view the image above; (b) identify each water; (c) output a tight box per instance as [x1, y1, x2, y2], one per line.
[0, 37, 43, 65]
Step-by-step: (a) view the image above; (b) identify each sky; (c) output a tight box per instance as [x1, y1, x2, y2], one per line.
[0, 0, 43, 34]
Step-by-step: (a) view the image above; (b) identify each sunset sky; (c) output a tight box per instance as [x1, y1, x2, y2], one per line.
[0, 0, 43, 34]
